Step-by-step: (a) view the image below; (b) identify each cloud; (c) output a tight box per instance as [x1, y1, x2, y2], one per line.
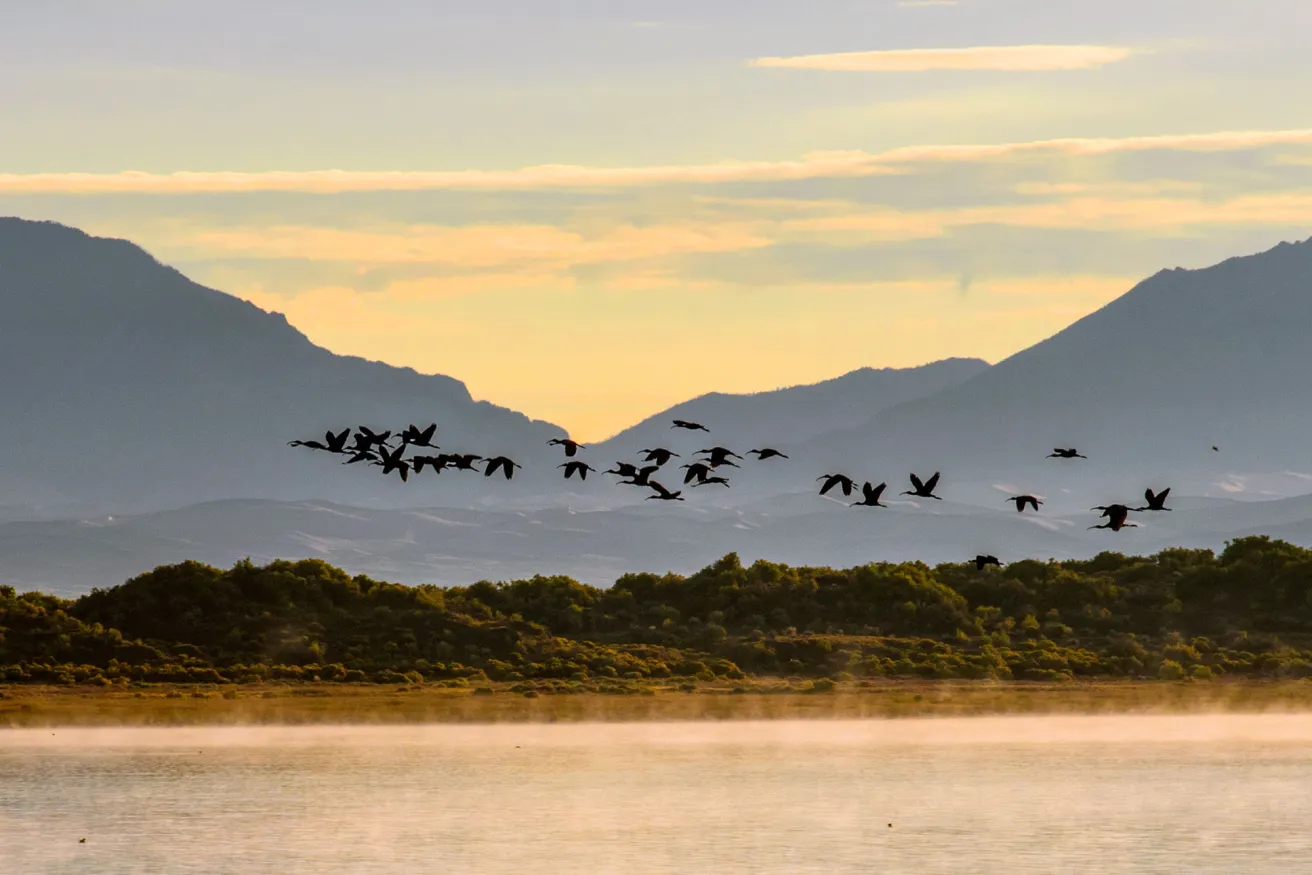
[6, 128, 1312, 195]
[164, 222, 774, 269]
[750, 45, 1132, 73]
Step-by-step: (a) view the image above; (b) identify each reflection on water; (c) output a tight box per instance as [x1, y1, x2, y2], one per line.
[3, 715, 1312, 874]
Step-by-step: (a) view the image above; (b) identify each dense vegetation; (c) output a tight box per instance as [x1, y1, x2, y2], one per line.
[7, 536, 1312, 689]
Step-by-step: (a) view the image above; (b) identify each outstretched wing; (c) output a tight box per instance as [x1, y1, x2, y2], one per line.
[924, 472, 941, 492]
[871, 482, 887, 501]
[1158, 487, 1170, 502]
[840, 478, 854, 496]
[819, 476, 838, 496]
[909, 473, 924, 491]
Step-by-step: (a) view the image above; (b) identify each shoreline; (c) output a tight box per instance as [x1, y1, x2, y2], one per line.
[5, 678, 1312, 728]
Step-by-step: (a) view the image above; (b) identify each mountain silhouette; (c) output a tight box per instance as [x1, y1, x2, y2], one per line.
[799, 235, 1312, 503]
[0, 218, 564, 514]
[592, 358, 988, 455]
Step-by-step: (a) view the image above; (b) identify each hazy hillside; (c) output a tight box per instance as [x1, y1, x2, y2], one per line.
[9, 491, 1312, 597]
[593, 359, 988, 453]
[0, 218, 566, 514]
[800, 236, 1312, 505]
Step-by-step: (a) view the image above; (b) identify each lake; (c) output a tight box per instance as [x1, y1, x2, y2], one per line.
[3, 714, 1311, 874]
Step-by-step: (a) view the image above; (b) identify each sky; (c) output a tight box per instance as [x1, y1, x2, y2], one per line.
[4, 0, 1312, 440]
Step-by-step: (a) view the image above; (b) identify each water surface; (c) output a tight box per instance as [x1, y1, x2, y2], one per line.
[4, 714, 1311, 874]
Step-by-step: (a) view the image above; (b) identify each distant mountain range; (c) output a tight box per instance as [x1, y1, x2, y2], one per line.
[4, 216, 1312, 594]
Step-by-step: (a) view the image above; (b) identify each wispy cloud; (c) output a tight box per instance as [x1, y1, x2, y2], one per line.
[5, 128, 1309, 195]
[750, 44, 1133, 72]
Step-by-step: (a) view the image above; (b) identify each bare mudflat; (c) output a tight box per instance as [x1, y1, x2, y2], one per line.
[5, 679, 1312, 727]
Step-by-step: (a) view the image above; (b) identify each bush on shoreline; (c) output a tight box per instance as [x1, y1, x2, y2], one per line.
[5, 536, 1312, 686]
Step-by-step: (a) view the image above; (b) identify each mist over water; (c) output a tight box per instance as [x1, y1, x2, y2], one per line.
[4, 715, 1312, 874]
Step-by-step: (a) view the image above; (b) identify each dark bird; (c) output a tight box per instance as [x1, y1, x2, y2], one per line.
[559, 461, 596, 481]
[483, 456, 522, 480]
[693, 476, 731, 488]
[342, 448, 378, 465]
[356, 426, 393, 448]
[851, 481, 888, 508]
[1089, 504, 1136, 531]
[974, 555, 1002, 571]
[1006, 495, 1043, 513]
[640, 448, 680, 466]
[443, 453, 484, 471]
[671, 419, 710, 432]
[747, 448, 788, 460]
[548, 438, 585, 457]
[681, 462, 716, 485]
[411, 455, 447, 474]
[696, 447, 742, 468]
[619, 465, 662, 487]
[1212, 445, 1220, 452]
[1047, 447, 1087, 459]
[818, 473, 856, 497]
[1136, 487, 1172, 512]
[400, 423, 439, 449]
[288, 428, 350, 453]
[901, 471, 943, 500]
[645, 481, 684, 501]
[604, 462, 641, 479]
[376, 446, 410, 483]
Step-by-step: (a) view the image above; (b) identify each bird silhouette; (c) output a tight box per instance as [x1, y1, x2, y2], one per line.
[851, 482, 888, 507]
[747, 448, 788, 460]
[619, 465, 661, 487]
[646, 481, 685, 501]
[444, 453, 484, 471]
[376, 446, 410, 482]
[559, 461, 596, 481]
[287, 438, 331, 452]
[696, 447, 742, 468]
[356, 427, 393, 448]
[483, 456, 521, 480]
[681, 462, 716, 485]
[288, 428, 351, 453]
[974, 555, 1002, 570]
[639, 448, 680, 466]
[818, 474, 856, 497]
[1212, 445, 1220, 452]
[1006, 495, 1042, 513]
[604, 462, 641, 479]
[400, 423, 439, 448]
[1090, 504, 1136, 530]
[692, 476, 731, 488]
[901, 472, 943, 500]
[548, 438, 585, 457]
[671, 420, 710, 432]
[342, 448, 378, 465]
[411, 455, 447, 475]
[1048, 448, 1087, 459]
[1136, 487, 1172, 512]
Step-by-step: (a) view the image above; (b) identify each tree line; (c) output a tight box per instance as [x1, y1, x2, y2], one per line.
[5, 536, 1312, 688]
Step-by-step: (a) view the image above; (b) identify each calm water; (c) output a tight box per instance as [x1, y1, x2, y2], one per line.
[4, 715, 1312, 874]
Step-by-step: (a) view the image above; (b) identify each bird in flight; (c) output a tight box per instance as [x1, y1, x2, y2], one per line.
[376, 446, 410, 483]
[619, 465, 662, 487]
[1047, 448, 1087, 459]
[902, 472, 943, 500]
[548, 438, 585, 457]
[680, 462, 716, 485]
[288, 428, 352, 454]
[692, 476, 731, 488]
[1006, 495, 1043, 513]
[399, 423, 439, 449]
[851, 482, 888, 508]
[747, 448, 788, 460]
[1212, 445, 1220, 452]
[671, 420, 710, 432]
[640, 448, 680, 466]
[443, 453, 483, 471]
[974, 555, 1002, 571]
[411, 455, 447, 475]
[605, 462, 641, 479]
[1089, 504, 1136, 531]
[646, 481, 685, 501]
[696, 447, 742, 468]
[483, 456, 522, 480]
[559, 461, 596, 481]
[1136, 487, 1172, 512]
[356, 427, 393, 449]
[818, 473, 856, 497]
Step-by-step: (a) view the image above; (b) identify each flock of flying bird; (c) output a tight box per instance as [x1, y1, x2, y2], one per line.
[289, 419, 1191, 570]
